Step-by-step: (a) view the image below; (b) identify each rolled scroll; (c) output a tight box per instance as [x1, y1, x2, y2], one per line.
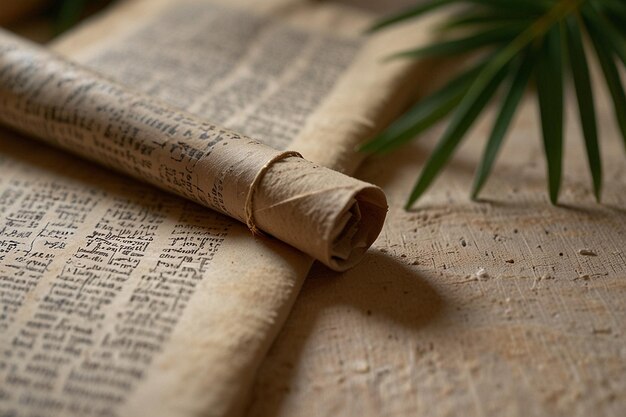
[0, 29, 387, 271]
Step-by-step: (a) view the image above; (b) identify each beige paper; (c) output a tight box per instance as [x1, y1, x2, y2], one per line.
[0, 1, 430, 416]
[0, 29, 386, 271]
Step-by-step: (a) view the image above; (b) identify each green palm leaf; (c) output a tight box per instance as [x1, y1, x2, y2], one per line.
[367, 0, 549, 33]
[601, 0, 626, 18]
[56, 0, 89, 34]
[600, 0, 626, 32]
[405, 61, 510, 208]
[536, 25, 564, 205]
[583, 3, 626, 67]
[367, 0, 455, 33]
[588, 27, 626, 151]
[360, 57, 489, 154]
[471, 53, 534, 199]
[364, 0, 626, 206]
[390, 23, 525, 60]
[565, 15, 602, 201]
[440, 10, 535, 30]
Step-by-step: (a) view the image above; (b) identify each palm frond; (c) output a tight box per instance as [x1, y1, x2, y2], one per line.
[583, 3, 626, 66]
[440, 10, 535, 31]
[367, 0, 455, 33]
[536, 25, 564, 205]
[471, 53, 534, 199]
[361, 55, 494, 154]
[390, 23, 526, 60]
[565, 15, 602, 201]
[405, 55, 512, 208]
[588, 24, 626, 151]
[363, 0, 626, 207]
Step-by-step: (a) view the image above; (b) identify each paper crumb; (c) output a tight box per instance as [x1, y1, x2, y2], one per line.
[474, 267, 489, 280]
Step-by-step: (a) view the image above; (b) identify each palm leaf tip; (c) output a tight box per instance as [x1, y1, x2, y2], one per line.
[536, 25, 564, 205]
[405, 61, 511, 208]
[565, 16, 602, 202]
[471, 54, 534, 200]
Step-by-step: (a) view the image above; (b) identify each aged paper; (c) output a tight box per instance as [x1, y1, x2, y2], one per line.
[0, 29, 387, 270]
[0, 0, 428, 416]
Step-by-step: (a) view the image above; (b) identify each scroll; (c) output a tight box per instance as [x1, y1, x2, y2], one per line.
[0, 29, 387, 271]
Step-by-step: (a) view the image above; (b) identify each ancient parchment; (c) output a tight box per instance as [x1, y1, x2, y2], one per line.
[0, 0, 428, 416]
